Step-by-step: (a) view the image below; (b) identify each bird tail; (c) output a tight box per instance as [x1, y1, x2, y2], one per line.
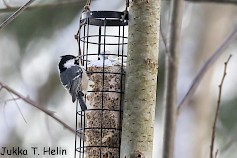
[78, 91, 87, 111]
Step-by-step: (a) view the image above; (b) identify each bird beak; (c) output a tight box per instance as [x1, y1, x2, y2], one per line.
[75, 56, 80, 63]
[75, 56, 81, 65]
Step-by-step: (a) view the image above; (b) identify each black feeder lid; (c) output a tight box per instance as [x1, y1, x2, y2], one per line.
[81, 11, 128, 26]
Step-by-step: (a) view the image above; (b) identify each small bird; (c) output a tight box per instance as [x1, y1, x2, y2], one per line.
[58, 55, 89, 111]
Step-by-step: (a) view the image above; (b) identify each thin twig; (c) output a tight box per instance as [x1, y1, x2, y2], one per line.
[2, 97, 25, 126]
[215, 150, 219, 158]
[8, 91, 27, 123]
[2, 0, 11, 8]
[160, 25, 169, 54]
[0, 0, 83, 13]
[177, 24, 237, 115]
[160, 25, 174, 63]
[2, 97, 20, 102]
[0, 0, 36, 31]
[0, 81, 84, 139]
[210, 54, 232, 158]
[3, 101, 10, 128]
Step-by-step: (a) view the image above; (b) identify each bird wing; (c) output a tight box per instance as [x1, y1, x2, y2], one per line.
[69, 74, 82, 102]
[60, 66, 81, 87]
[60, 66, 83, 101]
[59, 65, 87, 110]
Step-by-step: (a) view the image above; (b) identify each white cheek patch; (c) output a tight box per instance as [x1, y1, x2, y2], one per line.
[64, 59, 75, 68]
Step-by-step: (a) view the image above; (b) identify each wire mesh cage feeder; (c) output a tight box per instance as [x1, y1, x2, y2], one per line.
[74, 11, 128, 158]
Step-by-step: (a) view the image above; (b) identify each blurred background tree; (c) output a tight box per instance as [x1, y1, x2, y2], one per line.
[0, 0, 237, 158]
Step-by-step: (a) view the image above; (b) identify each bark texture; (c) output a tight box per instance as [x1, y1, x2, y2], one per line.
[120, 0, 160, 158]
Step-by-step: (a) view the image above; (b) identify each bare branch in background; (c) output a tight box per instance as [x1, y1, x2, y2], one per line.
[2, 97, 20, 102]
[0, 0, 84, 13]
[0, 81, 84, 139]
[177, 25, 237, 115]
[160, 26, 174, 64]
[162, 0, 184, 157]
[8, 91, 27, 123]
[160, 25, 169, 54]
[2, 0, 11, 8]
[0, 0, 36, 30]
[215, 150, 219, 158]
[210, 54, 232, 158]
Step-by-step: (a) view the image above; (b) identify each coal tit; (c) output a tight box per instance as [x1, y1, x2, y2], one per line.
[58, 55, 88, 111]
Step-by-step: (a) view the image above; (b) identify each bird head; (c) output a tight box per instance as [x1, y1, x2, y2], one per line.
[59, 55, 79, 72]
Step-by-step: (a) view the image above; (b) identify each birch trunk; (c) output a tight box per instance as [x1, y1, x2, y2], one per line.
[120, 0, 160, 158]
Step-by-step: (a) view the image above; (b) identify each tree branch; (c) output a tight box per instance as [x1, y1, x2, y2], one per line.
[210, 54, 232, 158]
[0, 81, 84, 139]
[215, 150, 219, 158]
[2, 0, 11, 8]
[7, 91, 27, 123]
[160, 25, 175, 64]
[160, 25, 169, 55]
[162, 0, 184, 158]
[177, 25, 237, 115]
[0, 0, 87, 30]
[0, 0, 36, 31]
[0, 0, 84, 13]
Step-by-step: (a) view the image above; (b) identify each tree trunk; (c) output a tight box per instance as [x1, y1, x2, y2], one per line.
[120, 0, 160, 157]
[162, 0, 184, 158]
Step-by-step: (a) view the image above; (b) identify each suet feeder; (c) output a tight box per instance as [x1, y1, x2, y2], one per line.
[74, 11, 128, 158]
